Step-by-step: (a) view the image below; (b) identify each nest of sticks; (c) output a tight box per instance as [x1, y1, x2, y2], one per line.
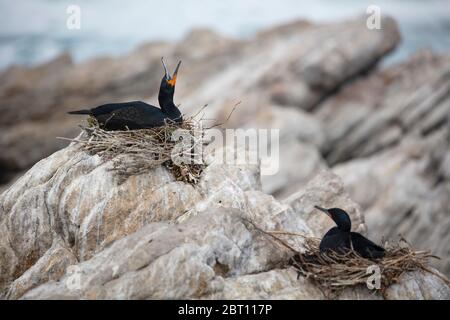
[245, 221, 449, 298]
[289, 236, 448, 297]
[62, 116, 206, 184]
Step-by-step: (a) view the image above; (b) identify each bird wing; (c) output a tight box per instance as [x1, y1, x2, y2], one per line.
[90, 101, 167, 129]
[90, 101, 157, 116]
[104, 103, 158, 121]
[350, 232, 384, 251]
[319, 228, 351, 253]
[350, 232, 385, 258]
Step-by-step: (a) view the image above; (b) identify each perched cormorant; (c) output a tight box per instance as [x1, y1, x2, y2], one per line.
[68, 58, 183, 130]
[314, 206, 385, 259]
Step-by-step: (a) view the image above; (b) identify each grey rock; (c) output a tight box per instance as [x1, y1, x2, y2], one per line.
[317, 51, 450, 165]
[0, 16, 399, 184]
[1, 142, 446, 299]
[0, 14, 448, 300]
[333, 127, 450, 276]
[284, 170, 366, 237]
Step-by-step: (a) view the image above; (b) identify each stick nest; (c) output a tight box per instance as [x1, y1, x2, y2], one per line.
[64, 116, 206, 184]
[244, 221, 449, 298]
[289, 236, 448, 297]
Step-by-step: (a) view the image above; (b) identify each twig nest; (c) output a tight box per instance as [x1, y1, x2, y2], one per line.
[66, 116, 206, 184]
[290, 236, 447, 298]
[244, 220, 449, 299]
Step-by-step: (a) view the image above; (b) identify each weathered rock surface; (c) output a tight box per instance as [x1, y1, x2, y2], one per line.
[236, 102, 327, 198]
[317, 50, 450, 165]
[1, 14, 449, 299]
[207, 268, 449, 300]
[5, 237, 77, 300]
[284, 170, 366, 237]
[317, 50, 450, 276]
[333, 126, 450, 276]
[0, 143, 449, 299]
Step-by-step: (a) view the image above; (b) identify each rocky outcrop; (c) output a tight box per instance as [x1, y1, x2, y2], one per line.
[333, 123, 450, 276]
[284, 171, 366, 237]
[317, 51, 450, 165]
[0, 141, 448, 299]
[318, 50, 450, 276]
[209, 268, 449, 300]
[1, 13, 449, 299]
[0, 15, 399, 185]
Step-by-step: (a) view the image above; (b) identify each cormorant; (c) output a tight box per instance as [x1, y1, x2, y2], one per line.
[68, 58, 183, 130]
[314, 206, 385, 259]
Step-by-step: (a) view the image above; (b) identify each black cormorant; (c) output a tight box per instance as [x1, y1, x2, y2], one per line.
[314, 206, 385, 259]
[68, 58, 183, 130]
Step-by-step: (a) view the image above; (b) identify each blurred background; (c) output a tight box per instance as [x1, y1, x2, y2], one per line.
[0, 1, 449, 274]
[1, 0, 450, 69]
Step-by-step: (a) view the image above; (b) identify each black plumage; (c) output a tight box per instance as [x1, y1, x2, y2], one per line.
[315, 206, 385, 259]
[68, 58, 183, 130]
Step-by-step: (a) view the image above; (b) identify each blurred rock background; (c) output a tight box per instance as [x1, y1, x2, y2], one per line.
[0, 0, 449, 277]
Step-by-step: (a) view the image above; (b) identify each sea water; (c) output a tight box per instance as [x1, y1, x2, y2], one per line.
[0, 0, 449, 70]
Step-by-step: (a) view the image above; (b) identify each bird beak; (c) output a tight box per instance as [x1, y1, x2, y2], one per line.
[172, 60, 181, 78]
[314, 205, 331, 217]
[161, 57, 170, 80]
[168, 60, 181, 87]
[161, 57, 181, 87]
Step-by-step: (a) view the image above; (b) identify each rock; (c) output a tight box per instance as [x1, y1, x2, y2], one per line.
[0, 16, 400, 186]
[227, 101, 326, 148]
[5, 237, 77, 300]
[19, 207, 303, 300]
[205, 268, 327, 300]
[284, 170, 366, 237]
[261, 140, 326, 198]
[185, 15, 399, 124]
[1, 13, 449, 299]
[317, 50, 450, 277]
[0, 120, 79, 183]
[225, 101, 328, 197]
[267, 16, 400, 110]
[317, 50, 450, 165]
[0, 141, 307, 298]
[333, 127, 450, 276]
[0, 54, 74, 126]
[207, 268, 449, 300]
[383, 270, 450, 300]
[0, 139, 202, 292]
[2, 143, 447, 299]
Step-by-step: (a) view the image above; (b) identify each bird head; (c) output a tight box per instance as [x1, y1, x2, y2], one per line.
[314, 206, 351, 232]
[160, 57, 181, 96]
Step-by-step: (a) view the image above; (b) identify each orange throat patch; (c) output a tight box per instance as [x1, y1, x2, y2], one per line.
[167, 76, 177, 86]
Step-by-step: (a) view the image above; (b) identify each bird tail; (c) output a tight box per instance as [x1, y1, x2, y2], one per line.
[67, 109, 92, 115]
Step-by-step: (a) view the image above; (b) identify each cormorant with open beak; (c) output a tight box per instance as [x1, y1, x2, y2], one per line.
[68, 58, 183, 130]
[314, 206, 385, 259]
